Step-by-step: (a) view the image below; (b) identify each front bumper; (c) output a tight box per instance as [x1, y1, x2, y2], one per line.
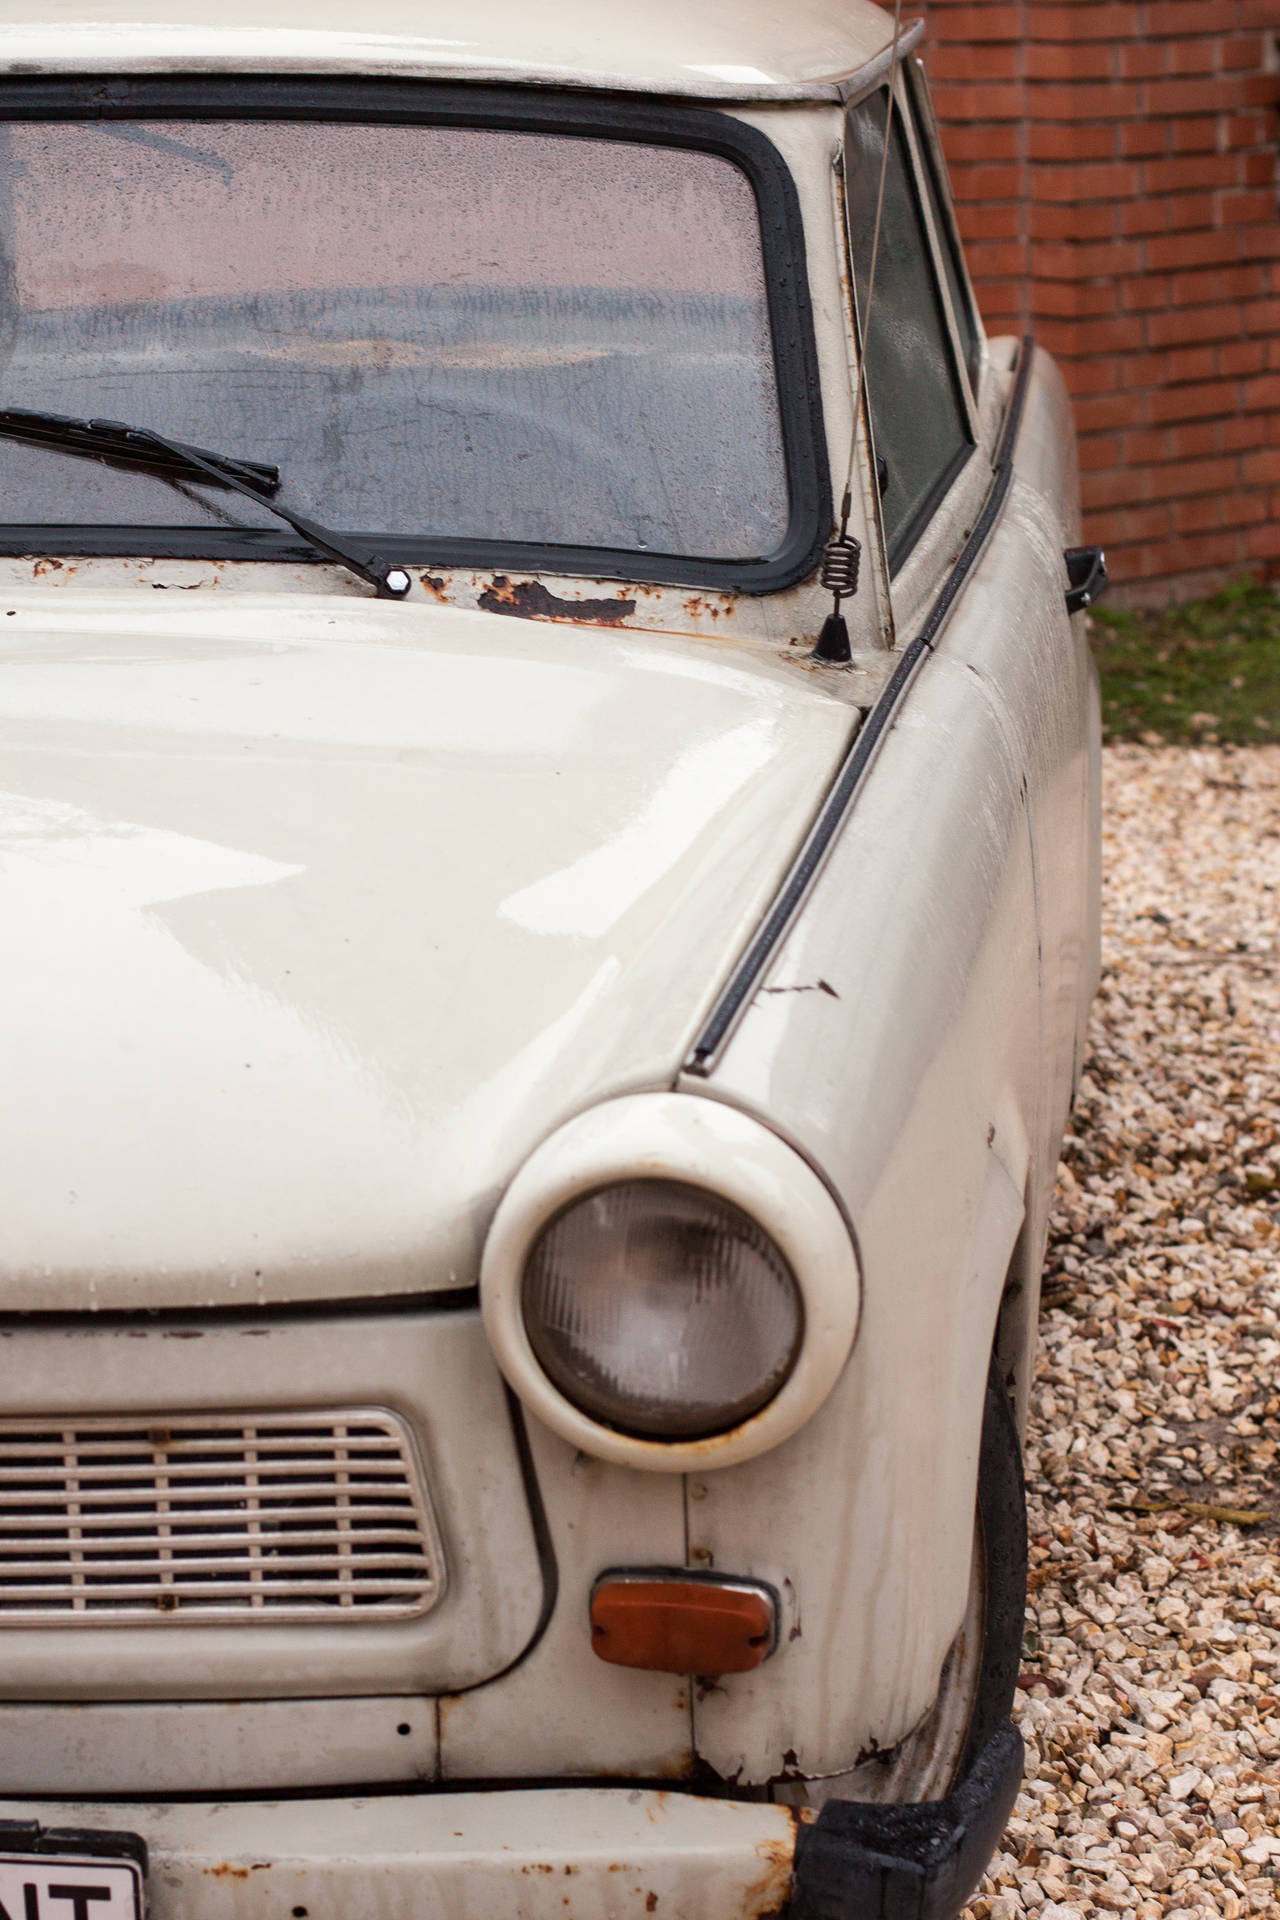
[1, 1791, 800, 1920]
[0, 1723, 1021, 1920]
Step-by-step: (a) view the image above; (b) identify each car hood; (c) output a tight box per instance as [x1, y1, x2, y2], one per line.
[0, 592, 853, 1310]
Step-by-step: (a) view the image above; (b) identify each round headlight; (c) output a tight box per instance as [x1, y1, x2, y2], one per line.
[521, 1178, 803, 1440]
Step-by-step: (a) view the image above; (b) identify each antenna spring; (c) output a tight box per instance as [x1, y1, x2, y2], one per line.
[811, 528, 862, 666]
[820, 532, 862, 601]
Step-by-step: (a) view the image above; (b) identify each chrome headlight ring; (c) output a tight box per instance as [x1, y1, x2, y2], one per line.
[480, 1094, 861, 1472]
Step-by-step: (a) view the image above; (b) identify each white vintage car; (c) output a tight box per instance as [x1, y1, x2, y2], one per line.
[0, 0, 1102, 1915]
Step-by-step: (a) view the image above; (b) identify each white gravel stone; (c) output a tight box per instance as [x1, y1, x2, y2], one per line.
[962, 746, 1280, 1920]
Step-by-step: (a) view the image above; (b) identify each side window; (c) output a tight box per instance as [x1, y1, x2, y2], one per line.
[844, 88, 972, 570]
[906, 62, 982, 391]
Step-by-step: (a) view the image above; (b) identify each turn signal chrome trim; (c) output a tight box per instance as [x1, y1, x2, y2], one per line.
[590, 1570, 778, 1675]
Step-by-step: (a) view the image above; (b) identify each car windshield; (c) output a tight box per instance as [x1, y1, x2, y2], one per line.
[0, 118, 789, 564]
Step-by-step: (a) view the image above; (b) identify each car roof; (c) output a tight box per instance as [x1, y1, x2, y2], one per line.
[0, 0, 914, 101]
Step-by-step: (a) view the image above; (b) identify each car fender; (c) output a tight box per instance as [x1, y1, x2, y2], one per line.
[676, 649, 1040, 1783]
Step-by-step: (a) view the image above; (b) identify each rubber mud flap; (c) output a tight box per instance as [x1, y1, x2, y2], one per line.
[789, 1718, 1024, 1920]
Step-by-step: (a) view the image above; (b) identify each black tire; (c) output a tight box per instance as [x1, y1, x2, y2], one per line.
[963, 1353, 1029, 1773]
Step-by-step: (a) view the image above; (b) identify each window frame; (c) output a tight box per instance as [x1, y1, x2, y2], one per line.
[0, 76, 831, 593]
[902, 59, 985, 406]
[842, 72, 979, 576]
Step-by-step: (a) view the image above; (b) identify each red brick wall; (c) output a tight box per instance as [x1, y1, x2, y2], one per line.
[917, 2, 1280, 605]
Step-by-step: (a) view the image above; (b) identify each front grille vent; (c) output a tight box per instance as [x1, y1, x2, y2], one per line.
[0, 1411, 444, 1625]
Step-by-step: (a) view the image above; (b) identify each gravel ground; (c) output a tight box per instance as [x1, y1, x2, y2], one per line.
[965, 745, 1280, 1920]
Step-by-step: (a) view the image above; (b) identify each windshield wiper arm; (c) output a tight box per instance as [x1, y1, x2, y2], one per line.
[0, 406, 412, 600]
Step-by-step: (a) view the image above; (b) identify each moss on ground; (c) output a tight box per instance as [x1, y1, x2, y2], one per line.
[1090, 577, 1280, 745]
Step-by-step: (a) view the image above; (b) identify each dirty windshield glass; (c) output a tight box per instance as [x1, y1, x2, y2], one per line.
[0, 121, 789, 561]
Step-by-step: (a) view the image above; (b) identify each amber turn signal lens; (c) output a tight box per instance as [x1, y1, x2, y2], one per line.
[589, 1573, 777, 1675]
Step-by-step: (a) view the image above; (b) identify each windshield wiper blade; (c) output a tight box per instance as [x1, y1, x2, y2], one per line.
[0, 407, 282, 495]
[0, 406, 412, 600]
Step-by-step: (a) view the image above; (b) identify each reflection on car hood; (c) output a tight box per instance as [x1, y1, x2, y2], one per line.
[0, 593, 853, 1310]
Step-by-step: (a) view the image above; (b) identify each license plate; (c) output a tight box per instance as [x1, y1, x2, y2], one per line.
[0, 1847, 144, 1920]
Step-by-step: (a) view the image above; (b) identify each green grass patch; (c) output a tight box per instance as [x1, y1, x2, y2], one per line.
[1090, 577, 1280, 745]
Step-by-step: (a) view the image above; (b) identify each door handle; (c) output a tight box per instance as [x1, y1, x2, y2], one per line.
[1064, 545, 1107, 615]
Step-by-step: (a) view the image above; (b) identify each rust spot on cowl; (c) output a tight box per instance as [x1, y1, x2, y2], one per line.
[479, 575, 635, 626]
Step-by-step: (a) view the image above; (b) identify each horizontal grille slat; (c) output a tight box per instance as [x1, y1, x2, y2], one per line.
[0, 1527, 422, 1554]
[0, 1551, 431, 1575]
[0, 1577, 432, 1601]
[0, 1460, 413, 1484]
[0, 1503, 421, 1532]
[0, 1412, 444, 1626]
[0, 1432, 406, 1459]
[0, 1478, 417, 1508]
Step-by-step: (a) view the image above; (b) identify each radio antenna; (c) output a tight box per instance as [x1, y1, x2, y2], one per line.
[813, 0, 905, 663]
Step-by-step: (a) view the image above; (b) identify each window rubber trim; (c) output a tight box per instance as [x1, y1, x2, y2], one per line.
[0, 76, 830, 595]
[843, 82, 976, 580]
[905, 59, 983, 396]
[685, 336, 1037, 1076]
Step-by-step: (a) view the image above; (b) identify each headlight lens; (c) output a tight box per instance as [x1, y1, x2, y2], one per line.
[521, 1178, 803, 1440]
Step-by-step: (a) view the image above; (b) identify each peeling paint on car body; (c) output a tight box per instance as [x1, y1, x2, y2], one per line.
[478, 575, 638, 626]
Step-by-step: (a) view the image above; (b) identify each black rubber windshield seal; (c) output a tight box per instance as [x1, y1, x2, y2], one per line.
[0, 77, 829, 594]
[685, 336, 1037, 1075]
